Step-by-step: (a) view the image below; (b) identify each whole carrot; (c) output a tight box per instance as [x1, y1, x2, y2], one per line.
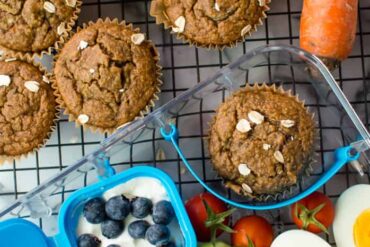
[300, 0, 358, 70]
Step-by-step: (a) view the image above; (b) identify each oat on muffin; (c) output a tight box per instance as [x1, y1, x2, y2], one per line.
[208, 84, 316, 197]
[53, 19, 162, 133]
[0, 0, 80, 56]
[0, 59, 56, 161]
[150, 0, 270, 49]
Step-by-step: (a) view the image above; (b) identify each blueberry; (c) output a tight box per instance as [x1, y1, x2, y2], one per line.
[131, 197, 153, 218]
[83, 198, 106, 224]
[77, 234, 101, 247]
[152, 200, 175, 225]
[145, 224, 170, 246]
[101, 219, 124, 239]
[105, 195, 130, 220]
[128, 220, 150, 239]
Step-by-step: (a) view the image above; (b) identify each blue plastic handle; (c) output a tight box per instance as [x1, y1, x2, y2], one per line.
[161, 124, 360, 210]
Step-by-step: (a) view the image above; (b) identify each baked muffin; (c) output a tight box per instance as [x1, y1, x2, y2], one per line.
[150, 0, 270, 49]
[0, 0, 81, 56]
[0, 58, 57, 162]
[208, 84, 316, 197]
[53, 19, 162, 133]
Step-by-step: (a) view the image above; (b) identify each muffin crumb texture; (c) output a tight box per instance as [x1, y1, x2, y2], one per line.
[54, 21, 160, 131]
[0, 0, 76, 53]
[209, 86, 315, 196]
[0, 60, 56, 157]
[150, 0, 268, 47]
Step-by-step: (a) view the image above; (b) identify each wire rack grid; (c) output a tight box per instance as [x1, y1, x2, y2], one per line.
[0, 0, 370, 246]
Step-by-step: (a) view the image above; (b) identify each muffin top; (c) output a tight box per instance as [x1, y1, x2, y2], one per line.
[0, 60, 56, 157]
[209, 86, 315, 196]
[150, 0, 268, 47]
[0, 0, 78, 53]
[54, 21, 161, 132]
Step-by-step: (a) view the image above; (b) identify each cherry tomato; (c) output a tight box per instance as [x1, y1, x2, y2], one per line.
[231, 215, 274, 247]
[185, 193, 230, 242]
[291, 191, 335, 234]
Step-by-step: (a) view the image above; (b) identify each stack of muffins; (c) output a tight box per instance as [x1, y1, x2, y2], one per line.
[0, 1, 162, 163]
[0, 0, 82, 163]
[0, 0, 314, 202]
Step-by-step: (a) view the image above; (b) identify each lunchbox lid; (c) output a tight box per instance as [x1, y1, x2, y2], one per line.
[0, 218, 54, 247]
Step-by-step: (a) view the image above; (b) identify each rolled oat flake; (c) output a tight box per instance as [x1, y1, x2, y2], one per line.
[24, 81, 40, 92]
[263, 143, 271, 150]
[236, 119, 251, 133]
[57, 23, 66, 35]
[274, 151, 285, 163]
[78, 40, 88, 50]
[248, 111, 264, 124]
[215, 2, 220, 11]
[242, 183, 253, 194]
[172, 16, 186, 33]
[131, 33, 146, 45]
[0, 75, 11, 87]
[44, 1, 56, 13]
[238, 164, 251, 176]
[281, 119, 295, 128]
[5, 58, 16, 62]
[42, 75, 50, 84]
[78, 114, 89, 124]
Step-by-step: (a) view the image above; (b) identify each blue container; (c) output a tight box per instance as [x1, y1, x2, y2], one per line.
[0, 166, 196, 247]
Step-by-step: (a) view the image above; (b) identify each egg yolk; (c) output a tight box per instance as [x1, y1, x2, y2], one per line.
[354, 209, 370, 247]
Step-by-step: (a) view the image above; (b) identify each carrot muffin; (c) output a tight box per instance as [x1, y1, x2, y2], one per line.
[54, 19, 162, 133]
[0, 59, 56, 161]
[150, 0, 270, 48]
[0, 0, 80, 56]
[208, 85, 316, 197]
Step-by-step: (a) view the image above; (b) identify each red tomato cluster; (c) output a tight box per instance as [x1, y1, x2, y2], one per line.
[185, 191, 335, 247]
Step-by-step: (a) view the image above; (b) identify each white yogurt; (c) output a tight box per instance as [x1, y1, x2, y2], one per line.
[77, 177, 171, 247]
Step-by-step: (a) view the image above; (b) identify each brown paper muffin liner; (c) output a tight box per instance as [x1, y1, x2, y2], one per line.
[51, 18, 163, 134]
[0, 0, 82, 61]
[150, 0, 270, 50]
[208, 83, 318, 203]
[0, 54, 60, 165]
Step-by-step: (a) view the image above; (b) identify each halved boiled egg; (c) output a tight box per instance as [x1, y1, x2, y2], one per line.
[271, 230, 330, 247]
[333, 184, 370, 247]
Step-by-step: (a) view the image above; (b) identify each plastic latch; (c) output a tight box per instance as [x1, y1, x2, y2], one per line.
[160, 124, 178, 142]
[94, 154, 115, 180]
[0, 218, 55, 247]
[23, 196, 53, 219]
[335, 145, 360, 163]
[219, 67, 239, 92]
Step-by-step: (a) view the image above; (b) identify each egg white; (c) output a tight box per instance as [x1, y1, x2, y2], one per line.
[333, 184, 370, 247]
[271, 230, 330, 247]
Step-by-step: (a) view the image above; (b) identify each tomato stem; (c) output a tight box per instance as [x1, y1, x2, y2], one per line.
[295, 202, 329, 234]
[202, 199, 236, 244]
[247, 235, 255, 247]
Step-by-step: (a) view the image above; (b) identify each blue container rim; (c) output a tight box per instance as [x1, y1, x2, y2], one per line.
[55, 166, 197, 247]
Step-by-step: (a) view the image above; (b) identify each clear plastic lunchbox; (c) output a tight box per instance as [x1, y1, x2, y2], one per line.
[0, 45, 369, 243]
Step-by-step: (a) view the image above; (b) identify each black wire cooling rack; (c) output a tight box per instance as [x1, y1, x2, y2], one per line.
[1, 0, 370, 245]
